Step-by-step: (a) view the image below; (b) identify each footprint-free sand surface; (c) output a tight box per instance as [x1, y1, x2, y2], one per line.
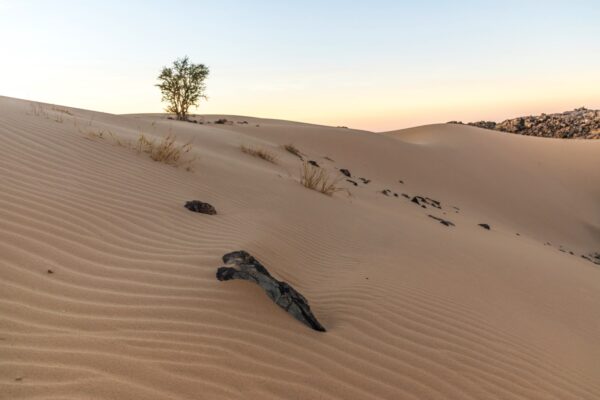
[1, 95, 599, 399]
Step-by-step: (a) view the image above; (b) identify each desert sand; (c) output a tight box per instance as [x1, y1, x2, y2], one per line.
[1, 95, 599, 399]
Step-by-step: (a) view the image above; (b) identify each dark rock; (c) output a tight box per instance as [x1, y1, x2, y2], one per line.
[184, 200, 217, 215]
[381, 189, 391, 196]
[583, 252, 600, 265]
[401, 193, 410, 199]
[393, 193, 399, 197]
[478, 223, 491, 230]
[216, 251, 326, 332]
[339, 168, 351, 178]
[47, 269, 53, 274]
[399, 180, 404, 184]
[308, 160, 320, 167]
[428, 215, 455, 227]
[346, 179, 358, 186]
[359, 178, 370, 184]
[214, 118, 229, 124]
[411, 196, 441, 209]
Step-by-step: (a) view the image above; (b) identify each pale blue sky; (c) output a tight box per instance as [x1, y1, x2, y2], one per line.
[1, 0, 599, 130]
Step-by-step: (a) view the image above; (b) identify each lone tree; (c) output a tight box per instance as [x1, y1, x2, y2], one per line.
[156, 56, 209, 121]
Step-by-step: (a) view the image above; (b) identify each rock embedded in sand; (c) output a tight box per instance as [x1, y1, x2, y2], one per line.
[340, 168, 351, 177]
[216, 251, 326, 332]
[184, 200, 217, 215]
[411, 196, 442, 209]
[428, 215, 455, 227]
[478, 223, 491, 230]
[308, 160, 320, 167]
[346, 179, 358, 186]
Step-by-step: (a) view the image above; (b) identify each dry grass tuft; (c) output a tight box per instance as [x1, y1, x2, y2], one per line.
[136, 133, 195, 169]
[241, 145, 278, 164]
[283, 143, 303, 159]
[300, 161, 342, 196]
[51, 106, 73, 115]
[85, 128, 196, 171]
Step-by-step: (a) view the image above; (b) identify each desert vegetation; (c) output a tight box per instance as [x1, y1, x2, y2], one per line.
[283, 144, 303, 159]
[86, 128, 195, 170]
[156, 56, 209, 121]
[240, 145, 278, 164]
[300, 161, 342, 196]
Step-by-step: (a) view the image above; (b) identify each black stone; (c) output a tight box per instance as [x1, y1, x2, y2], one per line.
[308, 160, 320, 167]
[184, 200, 217, 215]
[359, 178, 371, 184]
[428, 215, 455, 227]
[346, 179, 358, 186]
[381, 189, 391, 196]
[340, 169, 351, 177]
[411, 196, 441, 209]
[216, 251, 326, 332]
[478, 223, 491, 230]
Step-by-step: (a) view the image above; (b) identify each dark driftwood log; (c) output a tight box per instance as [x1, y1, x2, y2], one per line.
[216, 251, 326, 332]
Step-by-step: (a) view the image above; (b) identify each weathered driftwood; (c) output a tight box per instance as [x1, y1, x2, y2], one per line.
[216, 251, 326, 332]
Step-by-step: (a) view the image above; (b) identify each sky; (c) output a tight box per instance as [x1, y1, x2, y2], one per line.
[1, 0, 599, 131]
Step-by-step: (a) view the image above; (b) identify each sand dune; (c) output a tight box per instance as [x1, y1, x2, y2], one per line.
[1, 95, 599, 399]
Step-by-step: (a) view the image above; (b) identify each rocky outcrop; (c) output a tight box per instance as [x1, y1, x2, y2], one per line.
[216, 251, 326, 332]
[449, 108, 600, 139]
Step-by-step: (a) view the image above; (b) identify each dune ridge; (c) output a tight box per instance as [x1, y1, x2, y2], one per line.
[1, 96, 599, 399]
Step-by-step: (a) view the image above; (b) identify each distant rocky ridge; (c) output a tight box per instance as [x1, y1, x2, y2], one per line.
[449, 108, 600, 139]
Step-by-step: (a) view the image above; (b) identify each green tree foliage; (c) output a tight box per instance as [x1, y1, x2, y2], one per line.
[156, 57, 209, 120]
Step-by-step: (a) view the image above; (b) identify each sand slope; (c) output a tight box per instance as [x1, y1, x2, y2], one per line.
[1, 96, 599, 399]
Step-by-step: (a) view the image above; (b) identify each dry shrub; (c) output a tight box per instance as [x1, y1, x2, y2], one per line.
[283, 143, 303, 159]
[300, 161, 342, 196]
[51, 106, 73, 115]
[136, 133, 195, 169]
[240, 145, 278, 164]
[86, 128, 195, 171]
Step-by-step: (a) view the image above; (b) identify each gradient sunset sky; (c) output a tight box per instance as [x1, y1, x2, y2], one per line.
[1, 0, 599, 131]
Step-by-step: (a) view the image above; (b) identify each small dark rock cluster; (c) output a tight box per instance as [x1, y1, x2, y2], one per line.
[581, 252, 600, 265]
[411, 196, 441, 209]
[216, 251, 326, 332]
[184, 200, 217, 215]
[428, 215, 455, 227]
[449, 108, 600, 139]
